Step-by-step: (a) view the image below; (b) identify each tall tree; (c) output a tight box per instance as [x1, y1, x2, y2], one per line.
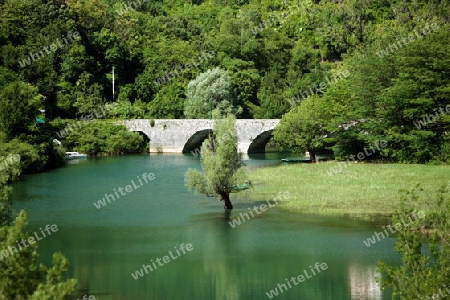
[273, 92, 347, 162]
[185, 68, 242, 119]
[184, 115, 244, 210]
[343, 23, 450, 163]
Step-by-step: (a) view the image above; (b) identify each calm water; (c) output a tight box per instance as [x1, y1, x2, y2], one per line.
[11, 154, 396, 299]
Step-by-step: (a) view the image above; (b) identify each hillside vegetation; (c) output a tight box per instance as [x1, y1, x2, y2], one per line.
[1, 0, 449, 168]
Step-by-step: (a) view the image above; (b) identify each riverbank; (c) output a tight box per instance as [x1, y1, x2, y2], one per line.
[237, 162, 449, 219]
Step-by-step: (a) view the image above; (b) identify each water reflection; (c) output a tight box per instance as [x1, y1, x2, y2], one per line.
[203, 214, 241, 300]
[348, 263, 383, 300]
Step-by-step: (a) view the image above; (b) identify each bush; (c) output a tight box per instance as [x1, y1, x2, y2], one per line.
[0, 138, 61, 174]
[377, 185, 450, 299]
[62, 120, 146, 155]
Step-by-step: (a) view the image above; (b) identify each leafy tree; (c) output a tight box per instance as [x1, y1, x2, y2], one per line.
[104, 100, 143, 119]
[342, 23, 450, 163]
[256, 67, 290, 118]
[375, 26, 450, 163]
[0, 67, 17, 88]
[273, 96, 321, 162]
[377, 186, 450, 299]
[185, 67, 243, 119]
[59, 43, 89, 83]
[285, 41, 324, 96]
[0, 139, 40, 175]
[273, 92, 347, 162]
[0, 81, 44, 140]
[221, 58, 261, 118]
[432, 134, 450, 164]
[67, 0, 110, 36]
[141, 36, 204, 94]
[0, 211, 77, 299]
[184, 115, 245, 210]
[148, 83, 185, 119]
[73, 72, 106, 116]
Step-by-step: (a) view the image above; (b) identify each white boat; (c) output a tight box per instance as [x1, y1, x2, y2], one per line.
[65, 152, 87, 160]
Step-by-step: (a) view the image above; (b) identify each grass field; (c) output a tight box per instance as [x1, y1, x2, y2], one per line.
[236, 162, 450, 219]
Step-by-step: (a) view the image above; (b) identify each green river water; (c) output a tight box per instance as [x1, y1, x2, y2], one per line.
[10, 154, 397, 300]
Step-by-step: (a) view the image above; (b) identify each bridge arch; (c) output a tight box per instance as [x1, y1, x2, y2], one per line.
[182, 129, 213, 153]
[132, 130, 150, 143]
[248, 130, 274, 153]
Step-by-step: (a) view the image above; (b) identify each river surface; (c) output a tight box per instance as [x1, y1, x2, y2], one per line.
[11, 154, 397, 300]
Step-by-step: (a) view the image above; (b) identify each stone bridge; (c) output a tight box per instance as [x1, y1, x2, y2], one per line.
[123, 119, 280, 153]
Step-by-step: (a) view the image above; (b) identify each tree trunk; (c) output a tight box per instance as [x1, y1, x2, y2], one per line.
[219, 192, 233, 210]
[309, 150, 317, 163]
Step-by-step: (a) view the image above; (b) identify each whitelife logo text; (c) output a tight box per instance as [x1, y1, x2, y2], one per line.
[363, 210, 425, 247]
[93, 172, 155, 209]
[0, 224, 58, 261]
[131, 243, 193, 280]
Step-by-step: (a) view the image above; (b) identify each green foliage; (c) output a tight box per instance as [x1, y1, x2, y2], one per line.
[0, 140, 37, 176]
[256, 67, 290, 118]
[0, 151, 20, 226]
[377, 186, 450, 299]
[273, 93, 346, 161]
[432, 135, 450, 164]
[0, 201, 14, 227]
[221, 58, 261, 118]
[0, 211, 77, 299]
[149, 83, 186, 119]
[62, 120, 146, 155]
[0, 135, 65, 175]
[0, 81, 44, 140]
[310, 22, 450, 164]
[72, 72, 106, 115]
[185, 68, 242, 119]
[372, 26, 450, 163]
[185, 115, 245, 208]
[106, 99, 148, 119]
[0, 67, 17, 88]
[0, 0, 449, 163]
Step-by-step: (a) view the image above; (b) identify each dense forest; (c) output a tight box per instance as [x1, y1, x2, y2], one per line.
[0, 0, 449, 171]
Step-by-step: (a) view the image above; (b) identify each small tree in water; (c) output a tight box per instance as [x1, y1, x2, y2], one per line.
[185, 114, 245, 210]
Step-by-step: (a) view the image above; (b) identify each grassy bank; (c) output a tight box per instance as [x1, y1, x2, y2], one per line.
[236, 162, 449, 218]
